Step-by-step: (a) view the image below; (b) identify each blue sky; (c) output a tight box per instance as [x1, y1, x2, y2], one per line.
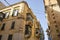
[0, 0, 48, 40]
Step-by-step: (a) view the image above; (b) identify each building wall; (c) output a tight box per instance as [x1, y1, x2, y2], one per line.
[0, 1, 42, 40]
[44, 0, 60, 40]
[46, 7, 60, 40]
[44, 0, 57, 6]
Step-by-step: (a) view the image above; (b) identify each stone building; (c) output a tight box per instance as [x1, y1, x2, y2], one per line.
[44, 0, 60, 40]
[0, 1, 43, 40]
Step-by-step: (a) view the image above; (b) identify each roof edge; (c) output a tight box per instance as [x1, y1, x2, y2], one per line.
[0, 1, 28, 10]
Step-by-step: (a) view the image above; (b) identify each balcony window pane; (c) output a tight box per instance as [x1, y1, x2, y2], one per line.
[11, 21, 15, 29]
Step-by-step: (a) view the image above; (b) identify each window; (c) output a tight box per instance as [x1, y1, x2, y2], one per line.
[58, 34, 60, 37]
[0, 35, 2, 40]
[0, 15, 3, 18]
[53, 17, 55, 19]
[48, 36, 52, 40]
[8, 35, 13, 40]
[56, 29, 59, 33]
[26, 13, 33, 21]
[52, 13, 54, 16]
[25, 25, 32, 38]
[54, 21, 56, 23]
[51, 10, 53, 13]
[0, 12, 4, 18]
[25, 25, 31, 35]
[0, 12, 5, 21]
[0, 14, 3, 21]
[12, 9, 18, 16]
[55, 25, 58, 28]
[11, 21, 15, 29]
[35, 28, 40, 34]
[48, 26, 50, 30]
[5, 12, 9, 18]
[45, 6, 47, 10]
[35, 28, 40, 37]
[36, 28, 39, 34]
[1, 23, 5, 30]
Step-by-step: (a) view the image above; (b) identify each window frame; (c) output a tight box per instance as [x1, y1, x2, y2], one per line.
[11, 21, 15, 29]
[25, 25, 32, 38]
[26, 13, 33, 21]
[1, 23, 5, 30]
[5, 12, 10, 18]
[12, 9, 19, 16]
[8, 35, 13, 40]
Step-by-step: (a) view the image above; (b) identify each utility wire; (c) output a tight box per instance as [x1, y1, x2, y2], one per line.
[4, 0, 10, 6]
